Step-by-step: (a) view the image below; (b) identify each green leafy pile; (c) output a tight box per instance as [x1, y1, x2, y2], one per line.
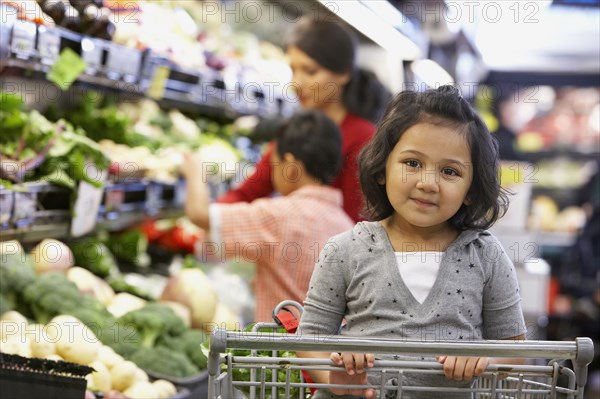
[0, 92, 110, 191]
[22, 272, 113, 326]
[117, 303, 208, 378]
[20, 270, 208, 379]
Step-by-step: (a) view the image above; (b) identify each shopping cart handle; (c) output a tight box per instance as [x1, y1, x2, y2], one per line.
[574, 337, 594, 388]
[207, 328, 228, 377]
[210, 329, 594, 362]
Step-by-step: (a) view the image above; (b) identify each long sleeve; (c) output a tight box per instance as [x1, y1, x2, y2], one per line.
[333, 114, 376, 222]
[216, 143, 275, 204]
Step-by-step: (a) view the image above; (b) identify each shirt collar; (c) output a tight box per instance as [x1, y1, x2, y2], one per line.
[288, 185, 344, 207]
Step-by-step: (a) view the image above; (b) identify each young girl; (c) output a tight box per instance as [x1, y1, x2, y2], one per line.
[217, 17, 390, 222]
[298, 86, 527, 398]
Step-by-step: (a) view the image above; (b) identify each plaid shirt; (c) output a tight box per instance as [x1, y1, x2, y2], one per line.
[214, 185, 354, 322]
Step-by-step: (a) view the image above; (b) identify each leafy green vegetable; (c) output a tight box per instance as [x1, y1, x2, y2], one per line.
[130, 346, 199, 379]
[117, 303, 186, 348]
[0, 252, 36, 316]
[105, 275, 155, 301]
[105, 229, 150, 267]
[22, 272, 109, 325]
[99, 322, 143, 358]
[157, 328, 208, 370]
[0, 93, 110, 215]
[69, 237, 119, 278]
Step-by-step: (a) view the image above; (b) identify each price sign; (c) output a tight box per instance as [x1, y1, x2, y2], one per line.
[47, 48, 87, 91]
[10, 20, 36, 59]
[106, 44, 141, 81]
[0, 191, 14, 227]
[37, 27, 61, 65]
[104, 187, 125, 213]
[81, 38, 104, 74]
[12, 191, 37, 227]
[71, 168, 107, 237]
[145, 183, 163, 216]
[147, 65, 169, 100]
[174, 179, 186, 207]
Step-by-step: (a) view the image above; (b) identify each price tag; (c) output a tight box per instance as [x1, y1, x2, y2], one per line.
[145, 183, 163, 216]
[10, 20, 36, 59]
[12, 191, 37, 227]
[37, 27, 61, 65]
[47, 48, 87, 91]
[81, 38, 104, 74]
[71, 169, 107, 237]
[120, 47, 142, 81]
[147, 65, 169, 100]
[106, 44, 141, 81]
[104, 187, 125, 212]
[0, 190, 14, 227]
[174, 179, 186, 207]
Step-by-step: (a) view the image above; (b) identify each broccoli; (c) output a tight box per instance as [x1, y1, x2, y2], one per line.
[22, 272, 81, 324]
[105, 275, 154, 301]
[99, 322, 143, 358]
[0, 294, 12, 315]
[144, 303, 187, 336]
[0, 252, 36, 316]
[68, 238, 119, 278]
[130, 346, 199, 379]
[105, 229, 150, 267]
[117, 303, 186, 348]
[22, 272, 109, 325]
[157, 328, 207, 370]
[67, 306, 116, 333]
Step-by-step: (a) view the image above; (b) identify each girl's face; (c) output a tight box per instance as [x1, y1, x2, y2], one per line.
[383, 123, 473, 232]
[287, 45, 350, 110]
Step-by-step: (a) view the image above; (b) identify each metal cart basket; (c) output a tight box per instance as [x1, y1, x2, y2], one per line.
[208, 302, 594, 399]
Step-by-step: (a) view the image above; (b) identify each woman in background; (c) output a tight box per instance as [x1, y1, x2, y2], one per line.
[218, 17, 390, 222]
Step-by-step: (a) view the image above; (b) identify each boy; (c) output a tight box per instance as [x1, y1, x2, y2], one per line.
[181, 110, 354, 321]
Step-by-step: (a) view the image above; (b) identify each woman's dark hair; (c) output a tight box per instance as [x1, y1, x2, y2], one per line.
[276, 110, 342, 184]
[359, 85, 509, 231]
[287, 17, 391, 123]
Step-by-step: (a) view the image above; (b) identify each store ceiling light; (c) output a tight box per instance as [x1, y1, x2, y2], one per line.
[410, 59, 454, 88]
[318, 0, 421, 60]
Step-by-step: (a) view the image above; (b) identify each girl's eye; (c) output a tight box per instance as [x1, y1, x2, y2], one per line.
[442, 167, 459, 177]
[404, 160, 421, 168]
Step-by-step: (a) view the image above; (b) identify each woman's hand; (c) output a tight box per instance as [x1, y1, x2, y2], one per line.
[328, 352, 376, 398]
[437, 356, 489, 381]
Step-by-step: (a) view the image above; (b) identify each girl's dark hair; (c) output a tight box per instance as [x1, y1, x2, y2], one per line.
[288, 17, 391, 123]
[276, 110, 342, 184]
[358, 85, 509, 231]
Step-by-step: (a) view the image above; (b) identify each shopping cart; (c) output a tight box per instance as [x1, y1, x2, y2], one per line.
[208, 301, 594, 399]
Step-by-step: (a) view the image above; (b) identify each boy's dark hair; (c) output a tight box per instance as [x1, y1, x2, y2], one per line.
[276, 110, 342, 184]
[359, 85, 509, 231]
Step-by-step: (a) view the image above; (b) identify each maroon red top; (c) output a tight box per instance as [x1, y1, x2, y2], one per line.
[217, 113, 376, 222]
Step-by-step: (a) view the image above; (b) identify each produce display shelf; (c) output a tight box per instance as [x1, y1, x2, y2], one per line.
[0, 208, 184, 243]
[0, 10, 294, 120]
[97, 208, 184, 233]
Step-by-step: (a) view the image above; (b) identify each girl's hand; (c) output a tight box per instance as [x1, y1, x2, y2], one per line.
[328, 352, 376, 398]
[437, 356, 489, 381]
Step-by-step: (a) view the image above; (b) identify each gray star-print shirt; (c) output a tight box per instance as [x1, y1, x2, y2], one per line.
[299, 221, 526, 398]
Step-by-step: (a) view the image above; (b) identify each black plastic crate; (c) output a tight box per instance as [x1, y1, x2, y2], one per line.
[0, 354, 93, 399]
